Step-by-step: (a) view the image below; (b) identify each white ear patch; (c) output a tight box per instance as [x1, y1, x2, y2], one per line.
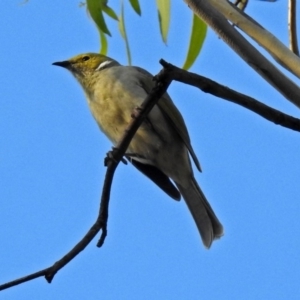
[96, 60, 113, 71]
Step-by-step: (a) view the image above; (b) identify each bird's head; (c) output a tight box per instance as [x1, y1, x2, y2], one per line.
[53, 53, 120, 89]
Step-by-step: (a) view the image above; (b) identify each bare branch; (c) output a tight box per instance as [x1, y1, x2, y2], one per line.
[209, 0, 300, 78]
[0, 269, 51, 291]
[160, 60, 300, 132]
[288, 0, 299, 55]
[184, 0, 300, 109]
[0, 68, 172, 291]
[1, 60, 298, 292]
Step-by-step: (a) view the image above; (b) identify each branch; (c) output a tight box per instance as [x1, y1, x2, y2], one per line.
[0, 68, 172, 291]
[210, 0, 300, 78]
[0, 161, 117, 289]
[184, 0, 300, 109]
[288, 0, 299, 55]
[2, 60, 299, 292]
[160, 60, 300, 132]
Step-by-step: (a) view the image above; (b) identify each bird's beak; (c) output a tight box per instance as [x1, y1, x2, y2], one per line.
[52, 60, 71, 69]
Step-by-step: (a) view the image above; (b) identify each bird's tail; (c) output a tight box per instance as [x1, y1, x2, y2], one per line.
[176, 178, 223, 248]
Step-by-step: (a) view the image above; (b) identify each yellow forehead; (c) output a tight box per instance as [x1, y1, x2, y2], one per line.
[68, 53, 109, 69]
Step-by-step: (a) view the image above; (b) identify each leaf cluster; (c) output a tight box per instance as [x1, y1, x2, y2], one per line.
[85, 0, 206, 68]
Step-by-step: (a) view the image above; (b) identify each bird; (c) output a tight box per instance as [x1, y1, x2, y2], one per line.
[53, 53, 224, 248]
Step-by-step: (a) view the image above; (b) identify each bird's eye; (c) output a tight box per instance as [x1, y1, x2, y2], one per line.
[82, 56, 90, 61]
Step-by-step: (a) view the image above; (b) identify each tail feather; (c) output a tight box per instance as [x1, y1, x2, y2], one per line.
[176, 178, 223, 248]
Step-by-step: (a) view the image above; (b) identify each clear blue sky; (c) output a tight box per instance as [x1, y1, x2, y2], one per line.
[1, 1, 300, 299]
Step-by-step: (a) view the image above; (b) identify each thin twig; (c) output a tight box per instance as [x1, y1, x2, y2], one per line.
[0, 68, 173, 291]
[160, 60, 300, 132]
[1, 60, 299, 292]
[288, 0, 299, 56]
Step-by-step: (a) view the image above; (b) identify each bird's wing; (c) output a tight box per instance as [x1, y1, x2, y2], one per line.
[158, 94, 202, 172]
[134, 66, 202, 172]
[126, 155, 181, 201]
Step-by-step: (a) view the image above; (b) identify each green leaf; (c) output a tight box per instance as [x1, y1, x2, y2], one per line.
[128, 0, 141, 15]
[118, 0, 132, 65]
[102, 4, 119, 21]
[182, 14, 207, 70]
[99, 30, 108, 55]
[86, 0, 111, 36]
[156, 0, 170, 44]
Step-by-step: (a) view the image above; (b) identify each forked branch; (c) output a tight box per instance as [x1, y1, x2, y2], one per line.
[1, 60, 299, 292]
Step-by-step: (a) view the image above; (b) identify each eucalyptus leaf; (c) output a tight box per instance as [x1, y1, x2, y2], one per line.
[119, 1, 132, 65]
[102, 4, 119, 21]
[99, 30, 108, 55]
[156, 0, 170, 44]
[182, 14, 207, 70]
[128, 0, 141, 15]
[86, 0, 111, 36]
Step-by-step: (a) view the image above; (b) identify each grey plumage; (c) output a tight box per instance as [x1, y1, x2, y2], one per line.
[53, 53, 224, 248]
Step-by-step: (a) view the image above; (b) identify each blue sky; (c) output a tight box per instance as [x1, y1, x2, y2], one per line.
[1, 1, 300, 299]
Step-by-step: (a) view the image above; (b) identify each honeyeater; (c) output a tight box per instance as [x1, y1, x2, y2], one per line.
[53, 53, 223, 248]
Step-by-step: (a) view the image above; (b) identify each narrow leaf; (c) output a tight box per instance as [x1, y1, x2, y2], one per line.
[128, 0, 141, 15]
[99, 30, 108, 55]
[182, 14, 207, 70]
[156, 0, 170, 44]
[119, 0, 131, 65]
[86, 0, 111, 36]
[102, 5, 119, 21]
